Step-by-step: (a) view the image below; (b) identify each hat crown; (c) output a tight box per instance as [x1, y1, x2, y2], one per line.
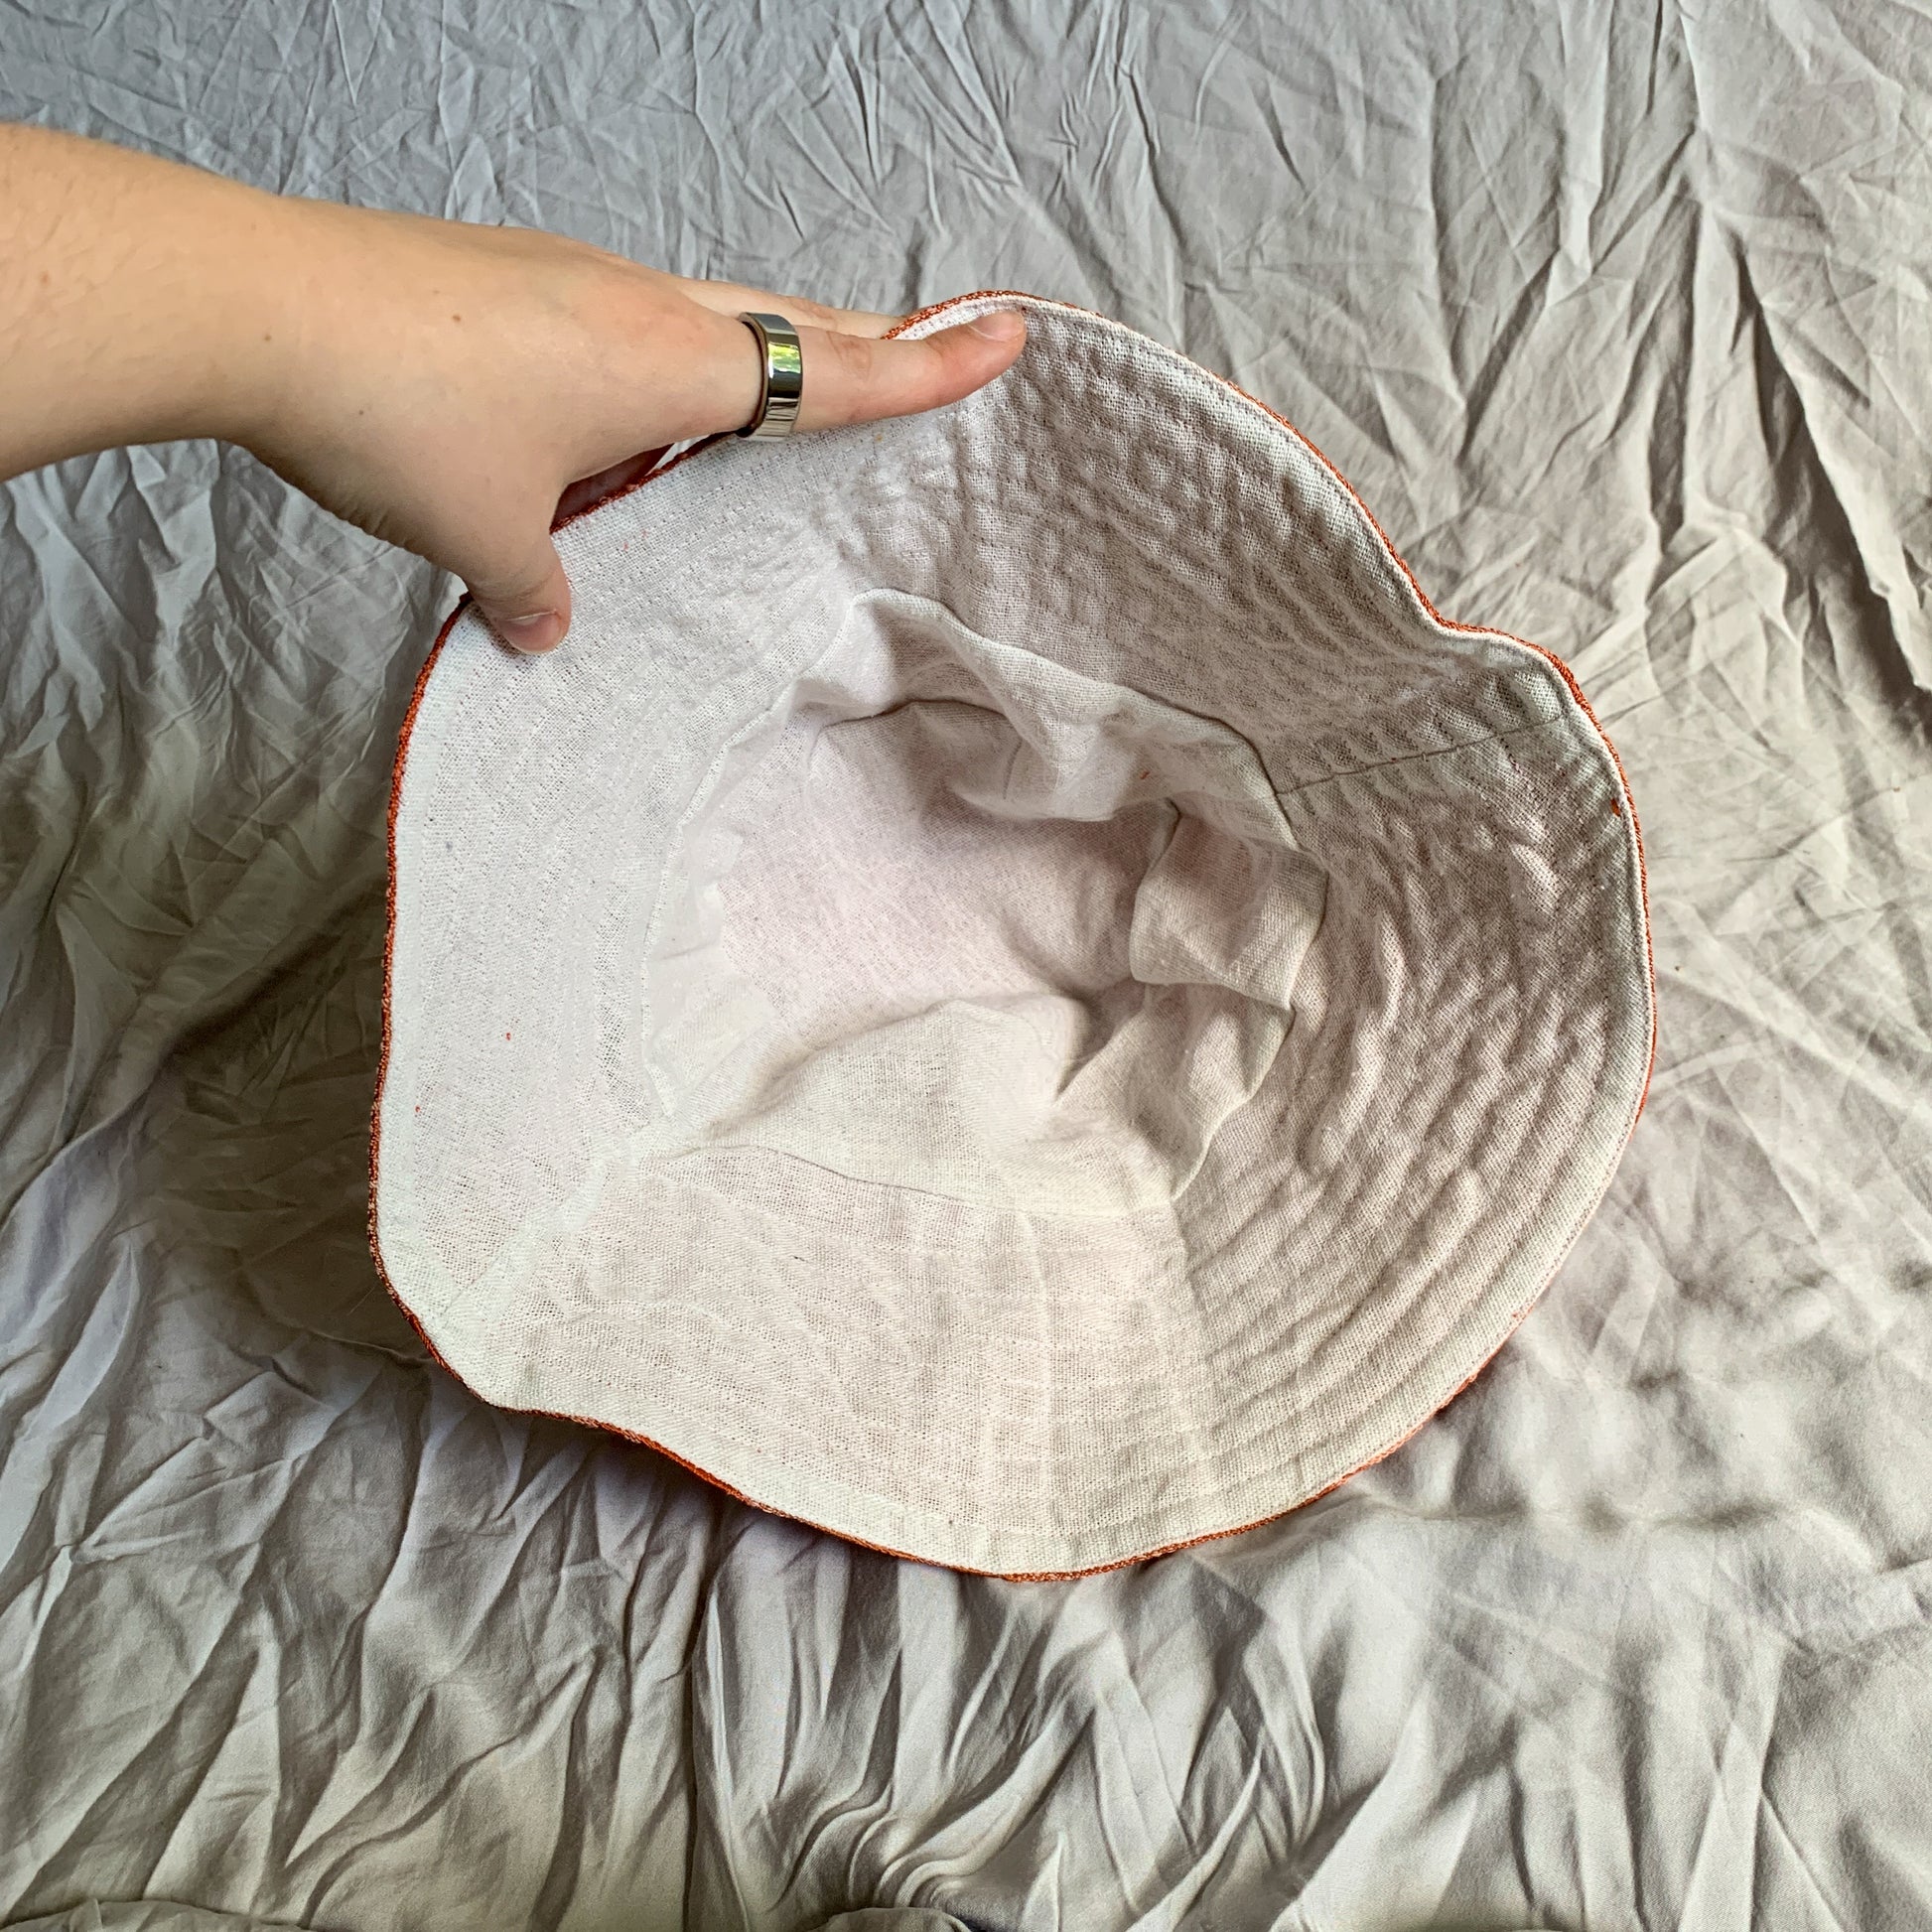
[640, 589, 1327, 1216]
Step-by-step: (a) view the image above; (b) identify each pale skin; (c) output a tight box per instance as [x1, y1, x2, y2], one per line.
[0, 122, 1028, 652]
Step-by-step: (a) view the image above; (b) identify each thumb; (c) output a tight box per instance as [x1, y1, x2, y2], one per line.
[466, 528, 573, 655]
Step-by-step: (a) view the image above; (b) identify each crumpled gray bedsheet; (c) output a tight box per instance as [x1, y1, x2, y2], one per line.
[3, 1, 1929, 1926]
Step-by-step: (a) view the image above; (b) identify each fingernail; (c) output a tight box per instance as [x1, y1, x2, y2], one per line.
[968, 310, 1027, 343]
[491, 610, 564, 653]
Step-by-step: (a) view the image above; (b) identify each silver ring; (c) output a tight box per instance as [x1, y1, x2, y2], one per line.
[736, 311, 803, 440]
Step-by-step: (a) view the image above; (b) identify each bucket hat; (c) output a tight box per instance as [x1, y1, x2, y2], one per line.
[372, 293, 1654, 1577]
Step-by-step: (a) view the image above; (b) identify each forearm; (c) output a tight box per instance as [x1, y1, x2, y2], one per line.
[0, 122, 289, 480]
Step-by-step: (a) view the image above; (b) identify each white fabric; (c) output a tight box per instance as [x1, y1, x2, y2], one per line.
[375, 297, 1653, 1575]
[641, 588, 1325, 1213]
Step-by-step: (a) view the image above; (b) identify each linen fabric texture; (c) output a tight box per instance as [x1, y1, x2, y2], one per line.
[373, 295, 1654, 1577]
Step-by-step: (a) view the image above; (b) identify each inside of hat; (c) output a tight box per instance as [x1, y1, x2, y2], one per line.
[639, 586, 1328, 1216]
[381, 299, 1653, 1573]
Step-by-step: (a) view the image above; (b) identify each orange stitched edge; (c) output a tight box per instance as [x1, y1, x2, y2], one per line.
[366, 291, 1659, 1582]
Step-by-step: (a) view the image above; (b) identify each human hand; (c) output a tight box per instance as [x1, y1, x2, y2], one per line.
[240, 204, 1027, 651]
[0, 124, 1027, 653]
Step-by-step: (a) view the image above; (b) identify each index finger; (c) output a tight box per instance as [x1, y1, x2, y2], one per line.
[782, 309, 1028, 432]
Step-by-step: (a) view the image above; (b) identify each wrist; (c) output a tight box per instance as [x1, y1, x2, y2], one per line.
[187, 180, 319, 456]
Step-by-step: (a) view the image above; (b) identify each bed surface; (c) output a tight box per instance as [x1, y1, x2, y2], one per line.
[3, 3, 1929, 1925]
